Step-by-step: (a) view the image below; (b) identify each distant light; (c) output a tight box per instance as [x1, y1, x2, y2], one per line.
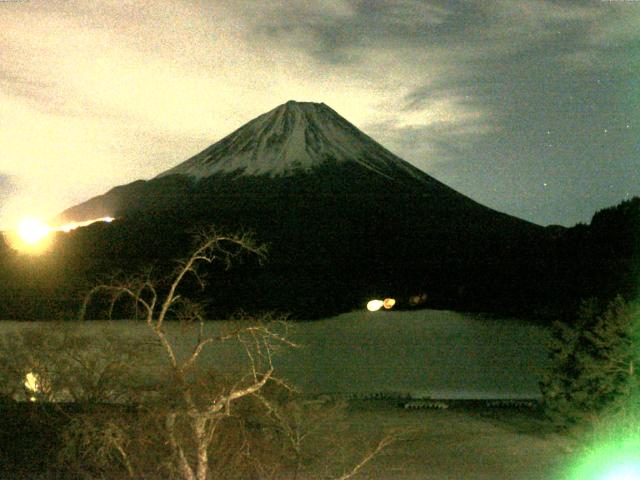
[55, 216, 115, 233]
[409, 293, 428, 306]
[17, 217, 50, 245]
[367, 300, 384, 312]
[5, 215, 115, 254]
[24, 372, 39, 393]
[5, 217, 54, 254]
[383, 298, 396, 309]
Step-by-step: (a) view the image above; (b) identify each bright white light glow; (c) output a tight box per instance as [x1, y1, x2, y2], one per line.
[57, 216, 115, 233]
[602, 462, 640, 480]
[17, 217, 50, 245]
[367, 300, 384, 312]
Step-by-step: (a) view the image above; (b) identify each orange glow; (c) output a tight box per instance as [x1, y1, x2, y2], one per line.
[17, 217, 50, 245]
[4, 217, 54, 254]
[383, 298, 396, 309]
[4, 215, 115, 254]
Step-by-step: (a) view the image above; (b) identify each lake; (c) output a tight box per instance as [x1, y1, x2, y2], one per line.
[1, 309, 550, 400]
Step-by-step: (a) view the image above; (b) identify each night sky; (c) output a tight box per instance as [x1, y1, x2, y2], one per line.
[1, 0, 638, 228]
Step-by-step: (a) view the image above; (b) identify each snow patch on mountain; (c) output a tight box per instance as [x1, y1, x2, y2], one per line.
[157, 101, 427, 182]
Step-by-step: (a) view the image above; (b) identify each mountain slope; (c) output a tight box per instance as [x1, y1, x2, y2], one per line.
[52, 101, 552, 318]
[60, 101, 534, 233]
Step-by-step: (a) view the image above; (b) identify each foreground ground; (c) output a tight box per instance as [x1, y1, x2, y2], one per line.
[0, 399, 575, 479]
[308, 400, 574, 480]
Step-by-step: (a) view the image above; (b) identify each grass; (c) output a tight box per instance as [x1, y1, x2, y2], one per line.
[0, 397, 574, 479]
[338, 400, 574, 480]
[0, 313, 557, 478]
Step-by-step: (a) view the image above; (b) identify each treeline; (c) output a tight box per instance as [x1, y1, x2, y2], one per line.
[547, 197, 640, 318]
[0, 178, 637, 321]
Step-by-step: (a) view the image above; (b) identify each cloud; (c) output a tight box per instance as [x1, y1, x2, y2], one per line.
[0, 174, 20, 225]
[355, 2, 634, 155]
[0, 174, 16, 198]
[245, 0, 452, 65]
[0, 0, 637, 226]
[242, 0, 638, 225]
[239, 0, 611, 152]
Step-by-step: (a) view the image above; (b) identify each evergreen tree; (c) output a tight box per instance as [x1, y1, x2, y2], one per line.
[540, 296, 639, 429]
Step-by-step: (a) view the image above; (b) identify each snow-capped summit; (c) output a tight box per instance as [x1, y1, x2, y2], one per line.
[157, 100, 425, 182]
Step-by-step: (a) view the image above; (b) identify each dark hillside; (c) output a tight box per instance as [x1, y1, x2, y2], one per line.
[3, 162, 558, 320]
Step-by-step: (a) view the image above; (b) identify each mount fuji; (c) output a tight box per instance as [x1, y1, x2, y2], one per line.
[158, 101, 431, 182]
[53, 101, 552, 318]
[59, 100, 536, 231]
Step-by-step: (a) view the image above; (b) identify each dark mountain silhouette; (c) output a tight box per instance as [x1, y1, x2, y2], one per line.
[59, 101, 534, 229]
[49, 101, 555, 318]
[5, 101, 633, 320]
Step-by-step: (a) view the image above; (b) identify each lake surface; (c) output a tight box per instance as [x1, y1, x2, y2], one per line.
[282, 310, 549, 399]
[1, 310, 550, 399]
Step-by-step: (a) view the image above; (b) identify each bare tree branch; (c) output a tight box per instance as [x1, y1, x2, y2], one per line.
[166, 412, 196, 480]
[336, 431, 404, 480]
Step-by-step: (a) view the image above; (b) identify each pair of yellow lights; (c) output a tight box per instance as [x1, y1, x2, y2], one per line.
[366, 298, 396, 312]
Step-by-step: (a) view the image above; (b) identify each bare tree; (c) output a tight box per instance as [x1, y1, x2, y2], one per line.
[65, 228, 403, 480]
[0, 323, 151, 403]
[79, 229, 300, 480]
